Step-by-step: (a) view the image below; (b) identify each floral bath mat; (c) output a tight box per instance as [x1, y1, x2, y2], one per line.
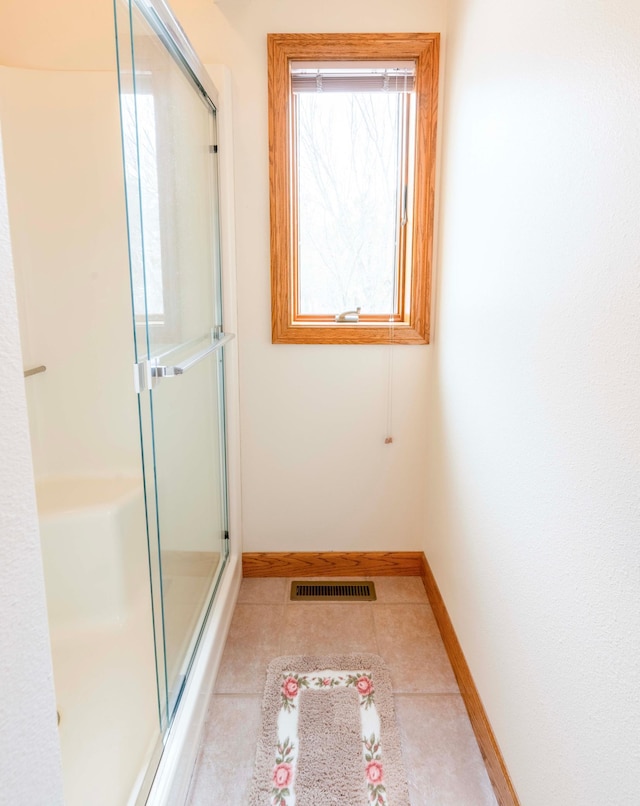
[248, 654, 410, 806]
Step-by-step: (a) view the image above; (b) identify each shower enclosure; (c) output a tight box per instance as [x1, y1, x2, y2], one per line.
[2, 0, 238, 803]
[114, 0, 232, 732]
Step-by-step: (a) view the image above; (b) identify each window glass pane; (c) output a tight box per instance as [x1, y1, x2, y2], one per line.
[296, 92, 402, 316]
[121, 93, 164, 318]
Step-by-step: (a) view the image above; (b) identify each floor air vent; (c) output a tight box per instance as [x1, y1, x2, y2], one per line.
[290, 581, 376, 601]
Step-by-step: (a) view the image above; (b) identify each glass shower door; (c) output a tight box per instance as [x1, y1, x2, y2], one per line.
[114, 0, 231, 729]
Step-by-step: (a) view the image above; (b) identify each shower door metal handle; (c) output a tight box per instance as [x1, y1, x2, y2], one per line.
[151, 333, 234, 378]
[133, 333, 234, 393]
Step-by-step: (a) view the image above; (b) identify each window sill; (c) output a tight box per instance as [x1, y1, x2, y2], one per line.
[271, 321, 429, 345]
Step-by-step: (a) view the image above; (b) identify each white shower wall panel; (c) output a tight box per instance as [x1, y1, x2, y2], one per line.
[0, 66, 140, 479]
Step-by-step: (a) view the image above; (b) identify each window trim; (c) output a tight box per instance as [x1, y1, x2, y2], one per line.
[268, 33, 440, 345]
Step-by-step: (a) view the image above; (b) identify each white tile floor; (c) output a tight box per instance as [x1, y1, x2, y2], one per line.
[186, 577, 497, 805]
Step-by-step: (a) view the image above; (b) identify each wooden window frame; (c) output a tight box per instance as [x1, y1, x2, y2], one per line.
[268, 33, 440, 345]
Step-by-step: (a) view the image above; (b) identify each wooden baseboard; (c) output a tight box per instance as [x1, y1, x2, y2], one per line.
[420, 555, 520, 806]
[242, 551, 423, 578]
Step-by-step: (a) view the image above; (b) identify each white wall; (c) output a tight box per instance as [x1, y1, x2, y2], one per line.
[171, 0, 446, 552]
[429, 0, 640, 803]
[0, 119, 64, 804]
[0, 0, 116, 71]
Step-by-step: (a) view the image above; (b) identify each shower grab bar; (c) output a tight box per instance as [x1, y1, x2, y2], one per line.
[24, 365, 46, 378]
[150, 333, 234, 379]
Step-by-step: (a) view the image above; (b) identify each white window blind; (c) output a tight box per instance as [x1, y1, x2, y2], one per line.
[290, 60, 416, 93]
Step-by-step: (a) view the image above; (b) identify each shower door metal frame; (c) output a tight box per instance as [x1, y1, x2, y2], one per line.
[133, 0, 220, 108]
[114, 0, 234, 801]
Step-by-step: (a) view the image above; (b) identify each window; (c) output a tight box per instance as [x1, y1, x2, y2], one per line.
[122, 93, 168, 323]
[121, 90, 176, 337]
[268, 33, 440, 344]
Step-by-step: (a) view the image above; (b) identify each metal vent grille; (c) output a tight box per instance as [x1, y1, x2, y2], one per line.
[290, 581, 376, 601]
